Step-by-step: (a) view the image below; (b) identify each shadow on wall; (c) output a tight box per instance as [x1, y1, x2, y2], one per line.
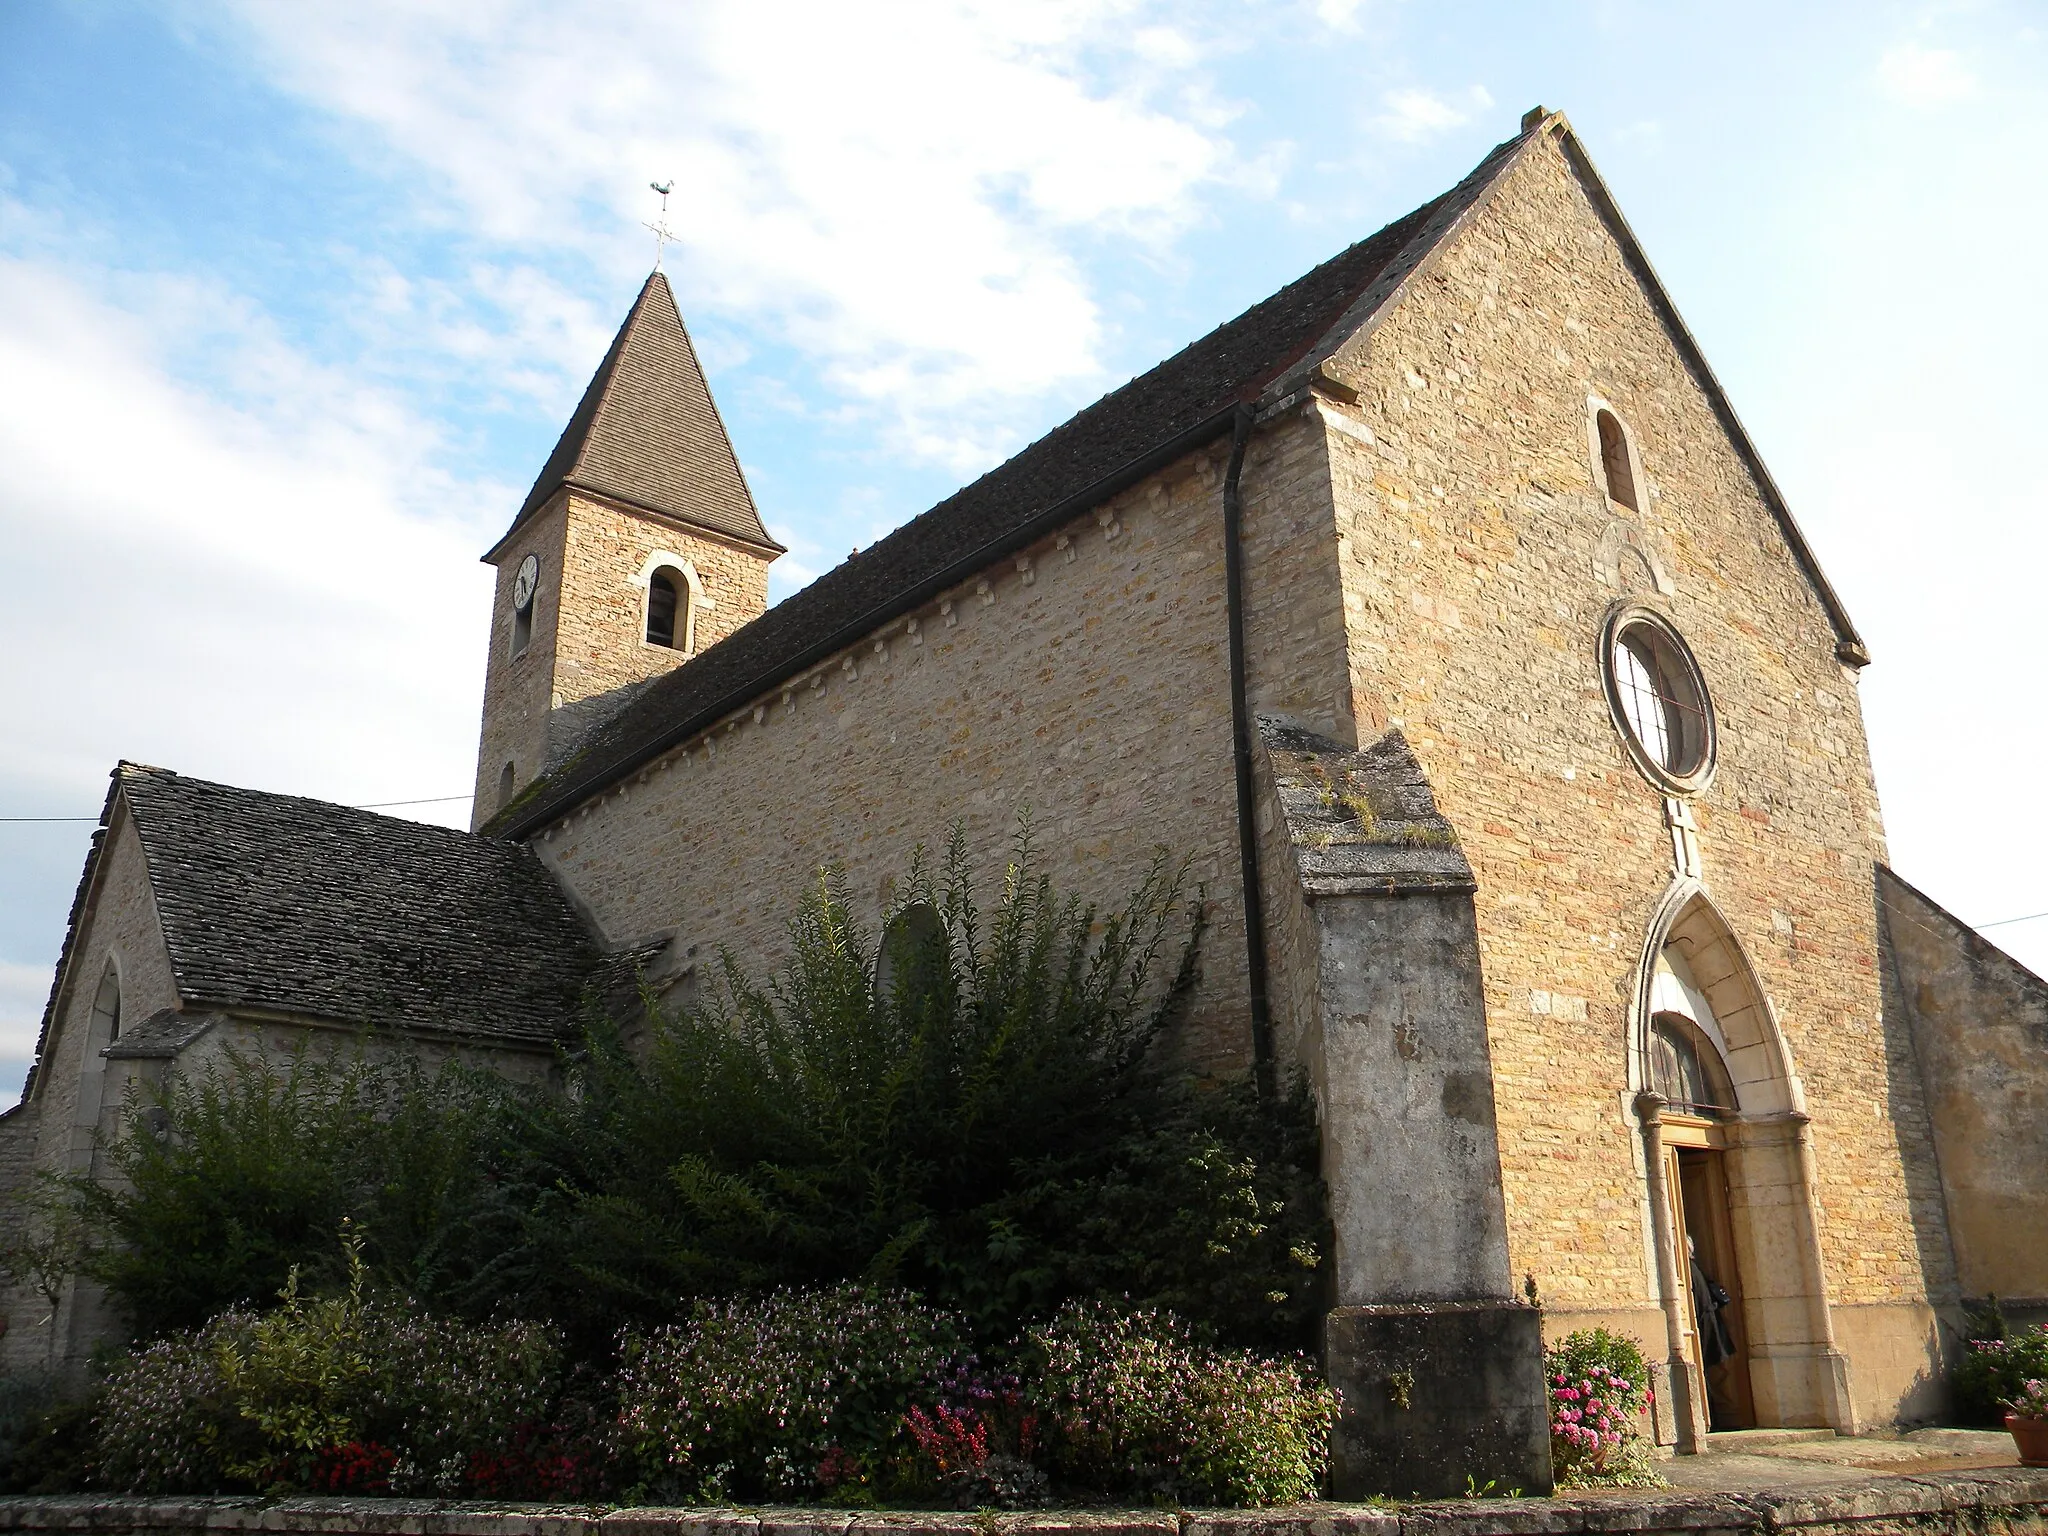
[1877, 863, 2048, 1412]
[1871, 872, 1969, 1419]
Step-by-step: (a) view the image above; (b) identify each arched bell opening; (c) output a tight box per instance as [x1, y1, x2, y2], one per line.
[1629, 884, 1856, 1449]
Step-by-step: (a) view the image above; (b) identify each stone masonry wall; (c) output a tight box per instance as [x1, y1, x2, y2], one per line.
[473, 504, 570, 825]
[4, 810, 180, 1371]
[1312, 132, 1955, 1406]
[472, 493, 772, 827]
[532, 410, 1347, 1076]
[1880, 866, 2048, 1305]
[551, 490, 772, 704]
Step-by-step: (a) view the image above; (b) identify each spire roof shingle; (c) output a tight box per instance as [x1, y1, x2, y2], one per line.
[490, 270, 783, 558]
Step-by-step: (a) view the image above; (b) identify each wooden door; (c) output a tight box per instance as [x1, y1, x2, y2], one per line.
[1677, 1147, 1755, 1429]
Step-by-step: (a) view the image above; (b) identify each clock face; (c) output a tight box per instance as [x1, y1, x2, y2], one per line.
[512, 554, 539, 610]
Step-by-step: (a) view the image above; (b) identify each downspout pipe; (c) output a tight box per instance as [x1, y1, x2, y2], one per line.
[1221, 403, 1276, 1098]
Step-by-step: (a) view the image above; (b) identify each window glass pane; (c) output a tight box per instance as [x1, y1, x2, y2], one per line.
[1615, 637, 1671, 768]
[1651, 1016, 1734, 1115]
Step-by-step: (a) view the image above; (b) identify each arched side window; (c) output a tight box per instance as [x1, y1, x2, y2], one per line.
[876, 902, 949, 1007]
[646, 568, 685, 649]
[497, 761, 516, 808]
[1649, 1012, 1737, 1118]
[1595, 407, 1640, 512]
[91, 964, 122, 1045]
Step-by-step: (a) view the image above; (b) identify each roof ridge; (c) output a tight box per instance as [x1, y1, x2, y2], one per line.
[119, 762, 514, 846]
[489, 128, 1532, 839]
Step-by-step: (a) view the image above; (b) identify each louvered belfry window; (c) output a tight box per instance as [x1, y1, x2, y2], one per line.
[646, 570, 681, 648]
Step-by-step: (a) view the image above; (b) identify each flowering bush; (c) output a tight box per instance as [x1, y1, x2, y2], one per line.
[88, 1276, 1336, 1505]
[615, 1284, 958, 1502]
[1026, 1300, 1336, 1506]
[309, 1441, 397, 1493]
[893, 1357, 1047, 1508]
[1544, 1329, 1660, 1490]
[1955, 1326, 2048, 1425]
[93, 1238, 564, 1496]
[2004, 1378, 2048, 1421]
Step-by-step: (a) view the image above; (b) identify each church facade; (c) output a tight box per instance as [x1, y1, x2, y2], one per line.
[6, 110, 2043, 1493]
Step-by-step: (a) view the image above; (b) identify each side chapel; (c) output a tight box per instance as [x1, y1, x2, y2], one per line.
[6, 109, 2045, 1496]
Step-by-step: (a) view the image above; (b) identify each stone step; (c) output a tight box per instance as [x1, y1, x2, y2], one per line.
[1700, 1427, 1841, 1452]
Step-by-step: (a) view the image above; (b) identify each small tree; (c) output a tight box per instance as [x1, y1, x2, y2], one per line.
[0, 1179, 90, 1331]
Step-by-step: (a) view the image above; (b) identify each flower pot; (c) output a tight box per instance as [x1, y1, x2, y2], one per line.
[2008, 1414, 2048, 1468]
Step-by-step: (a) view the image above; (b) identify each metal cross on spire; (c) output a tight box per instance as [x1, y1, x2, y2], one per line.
[645, 181, 677, 271]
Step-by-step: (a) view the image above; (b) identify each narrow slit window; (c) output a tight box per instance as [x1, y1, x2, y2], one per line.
[1598, 409, 1638, 511]
[498, 761, 516, 807]
[646, 570, 682, 649]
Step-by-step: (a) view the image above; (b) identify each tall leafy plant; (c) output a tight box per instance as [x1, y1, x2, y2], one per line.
[68, 828, 1328, 1358]
[473, 828, 1327, 1350]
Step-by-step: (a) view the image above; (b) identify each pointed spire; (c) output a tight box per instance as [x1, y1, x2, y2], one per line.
[490, 272, 783, 557]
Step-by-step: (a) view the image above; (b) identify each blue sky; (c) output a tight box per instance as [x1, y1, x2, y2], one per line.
[2, 0, 2044, 1104]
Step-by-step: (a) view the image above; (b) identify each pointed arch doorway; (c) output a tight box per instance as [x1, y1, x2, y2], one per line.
[1630, 885, 1857, 1450]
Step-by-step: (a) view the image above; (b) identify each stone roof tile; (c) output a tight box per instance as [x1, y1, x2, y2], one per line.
[118, 765, 602, 1046]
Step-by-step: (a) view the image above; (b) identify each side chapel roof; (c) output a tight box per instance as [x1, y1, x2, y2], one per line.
[487, 270, 783, 559]
[26, 767, 604, 1095]
[485, 111, 1866, 837]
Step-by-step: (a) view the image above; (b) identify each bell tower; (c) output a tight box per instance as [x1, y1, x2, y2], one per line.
[471, 272, 783, 829]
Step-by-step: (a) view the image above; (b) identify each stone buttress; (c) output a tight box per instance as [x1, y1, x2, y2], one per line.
[1258, 718, 1551, 1498]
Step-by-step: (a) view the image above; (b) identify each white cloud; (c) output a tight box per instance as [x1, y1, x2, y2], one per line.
[215, 0, 1242, 469]
[0, 254, 496, 813]
[1374, 85, 1494, 143]
[1311, 0, 1371, 33]
[1876, 43, 1978, 106]
[0, 962, 51, 1062]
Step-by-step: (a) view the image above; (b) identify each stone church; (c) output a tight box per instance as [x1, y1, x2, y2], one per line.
[5, 110, 2044, 1494]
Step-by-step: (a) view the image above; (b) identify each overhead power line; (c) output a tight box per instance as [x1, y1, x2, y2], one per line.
[1973, 908, 2048, 931]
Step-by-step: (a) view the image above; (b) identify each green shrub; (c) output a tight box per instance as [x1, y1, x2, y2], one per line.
[1546, 1327, 1649, 1397]
[65, 830, 1329, 1367]
[71, 1051, 504, 1334]
[0, 1370, 92, 1494]
[614, 1284, 958, 1502]
[1953, 1325, 2048, 1426]
[1026, 1299, 1335, 1506]
[93, 1237, 563, 1495]
[476, 829, 1327, 1354]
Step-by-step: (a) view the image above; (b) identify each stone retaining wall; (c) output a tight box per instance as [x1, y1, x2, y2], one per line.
[5, 1468, 2046, 1536]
